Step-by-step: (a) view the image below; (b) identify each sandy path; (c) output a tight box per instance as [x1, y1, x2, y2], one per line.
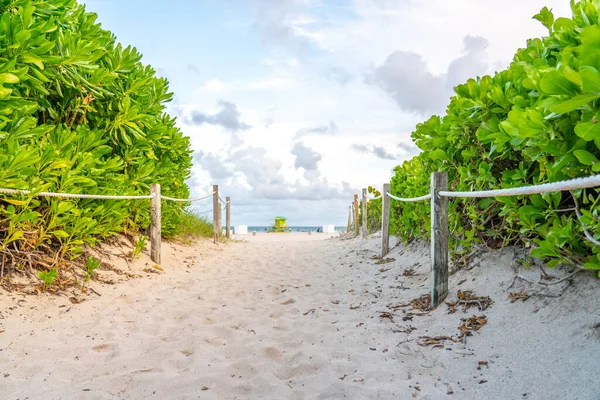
[1, 233, 599, 399]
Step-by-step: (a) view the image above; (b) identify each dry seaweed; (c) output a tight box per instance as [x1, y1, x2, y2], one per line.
[417, 335, 457, 349]
[457, 314, 487, 340]
[388, 294, 431, 313]
[446, 290, 492, 313]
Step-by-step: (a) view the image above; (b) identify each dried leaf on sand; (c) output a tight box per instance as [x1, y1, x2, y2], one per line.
[388, 294, 431, 313]
[458, 314, 487, 340]
[446, 290, 492, 313]
[417, 335, 456, 349]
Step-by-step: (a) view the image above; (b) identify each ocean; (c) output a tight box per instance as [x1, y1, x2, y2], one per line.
[232, 226, 347, 233]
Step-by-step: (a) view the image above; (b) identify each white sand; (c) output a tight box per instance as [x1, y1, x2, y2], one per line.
[1, 233, 599, 399]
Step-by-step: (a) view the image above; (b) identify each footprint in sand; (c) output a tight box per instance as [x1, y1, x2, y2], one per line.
[180, 349, 194, 357]
[204, 337, 226, 347]
[262, 347, 282, 361]
[91, 343, 117, 353]
[269, 311, 284, 319]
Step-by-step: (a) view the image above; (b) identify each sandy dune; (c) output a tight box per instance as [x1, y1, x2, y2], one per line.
[0, 233, 598, 399]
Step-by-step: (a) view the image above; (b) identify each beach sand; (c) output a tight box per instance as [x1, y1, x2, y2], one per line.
[0, 233, 598, 399]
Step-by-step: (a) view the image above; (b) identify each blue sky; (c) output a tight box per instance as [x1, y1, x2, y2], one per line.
[82, 0, 570, 226]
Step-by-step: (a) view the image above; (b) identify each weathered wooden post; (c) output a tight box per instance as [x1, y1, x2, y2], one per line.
[381, 183, 390, 257]
[226, 196, 231, 239]
[218, 204, 222, 237]
[213, 185, 219, 244]
[362, 189, 367, 238]
[354, 194, 359, 235]
[150, 183, 161, 264]
[430, 172, 449, 308]
[346, 205, 352, 233]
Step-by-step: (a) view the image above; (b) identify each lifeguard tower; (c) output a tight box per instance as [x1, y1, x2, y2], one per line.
[270, 216, 287, 233]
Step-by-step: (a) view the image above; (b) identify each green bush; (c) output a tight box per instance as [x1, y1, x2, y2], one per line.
[0, 0, 192, 274]
[359, 186, 382, 234]
[390, 1, 600, 275]
[177, 211, 214, 242]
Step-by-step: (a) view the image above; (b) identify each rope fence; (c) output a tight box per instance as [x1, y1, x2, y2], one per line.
[0, 184, 231, 264]
[161, 191, 216, 202]
[386, 192, 431, 202]
[352, 172, 600, 308]
[0, 187, 156, 200]
[439, 174, 600, 198]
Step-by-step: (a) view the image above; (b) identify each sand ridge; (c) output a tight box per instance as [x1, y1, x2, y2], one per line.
[0, 233, 598, 399]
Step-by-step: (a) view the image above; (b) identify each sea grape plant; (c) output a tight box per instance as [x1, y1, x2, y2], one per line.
[359, 186, 382, 234]
[0, 0, 192, 278]
[389, 1, 600, 275]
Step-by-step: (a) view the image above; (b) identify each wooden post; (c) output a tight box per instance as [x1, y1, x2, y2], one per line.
[213, 185, 219, 244]
[218, 205, 222, 237]
[362, 189, 367, 238]
[226, 197, 231, 239]
[430, 172, 449, 308]
[150, 183, 161, 264]
[354, 194, 359, 235]
[346, 205, 352, 233]
[381, 183, 390, 257]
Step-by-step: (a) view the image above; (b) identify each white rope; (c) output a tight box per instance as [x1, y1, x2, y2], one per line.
[439, 174, 600, 198]
[0, 187, 154, 200]
[161, 191, 216, 202]
[192, 208, 213, 215]
[366, 195, 382, 200]
[387, 192, 431, 202]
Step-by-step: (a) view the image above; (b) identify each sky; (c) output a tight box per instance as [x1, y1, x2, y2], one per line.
[82, 0, 571, 226]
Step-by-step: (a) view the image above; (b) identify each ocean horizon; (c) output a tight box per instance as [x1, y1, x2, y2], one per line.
[226, 226, 347, 233]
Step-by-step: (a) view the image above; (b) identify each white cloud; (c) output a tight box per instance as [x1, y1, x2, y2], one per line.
[172, 0, 573, 224]
[248, 78, 296, 90]
[197, 78, 231, 94]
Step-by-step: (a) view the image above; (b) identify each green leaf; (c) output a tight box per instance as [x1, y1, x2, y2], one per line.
[2, 230, 24, 248]
[19, 53, 44, 70]
[533, 7, 554, 31]
[0, 73, 19, 84]
[562, 66, 582, 87]
[580, 67, 600, 93]
[15, 30, 31, 46]
[539, 71, 578, 95]
[549, 93, 600, 114]
[1, 198, 26, 205]
[429, 149, 447, 161]
[530, 241, 558, 258]
[583, 261, 600, 270]
[573, 149, 599, 165]
[52, 230, 70, 239]
[0, 87, 12, 98]
[574, 122, 600, 141]
[553, 17, 576, 32]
